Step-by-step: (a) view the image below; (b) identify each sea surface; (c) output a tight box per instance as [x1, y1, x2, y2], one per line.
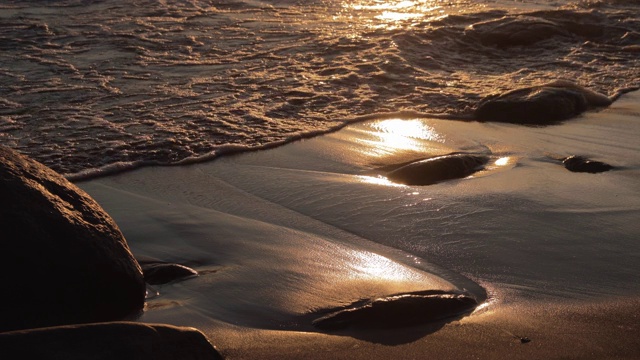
[1, 0, 638, 178]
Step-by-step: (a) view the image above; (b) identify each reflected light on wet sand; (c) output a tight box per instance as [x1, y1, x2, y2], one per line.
[357, 175, 406, 187]
[358, 119, 442, 157]
[494, 157, 510, 166]
[346, 249, 425, 282]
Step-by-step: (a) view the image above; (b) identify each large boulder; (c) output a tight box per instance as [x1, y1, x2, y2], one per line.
[0, 146, 145, 332]
[0, 322, 223, 359]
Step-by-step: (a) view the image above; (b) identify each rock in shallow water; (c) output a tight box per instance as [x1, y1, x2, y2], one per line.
[0, 322, 223, 360]
[466, 16, 570, 47]
[385, 153, 489, 186]
[312, 291, 477, 331]
[0, 146, 145, 332]
[139, 261, 198, 285]
[474, 81, 612, 125]
[563, 155, 614, 173]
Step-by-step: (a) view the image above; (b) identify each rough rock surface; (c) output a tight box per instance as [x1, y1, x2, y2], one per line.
[0, 146, 145, 332]
[0, 322, 224, 360]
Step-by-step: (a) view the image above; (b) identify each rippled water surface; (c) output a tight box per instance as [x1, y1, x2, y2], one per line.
[0, 0, 638, 176]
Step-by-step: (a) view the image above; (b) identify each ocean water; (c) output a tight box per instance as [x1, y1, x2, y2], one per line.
[1, 0, 638, 178]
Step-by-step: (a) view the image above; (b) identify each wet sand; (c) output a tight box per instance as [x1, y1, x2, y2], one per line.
[78, 91, 640, 359]
[208, 298, 640, 360]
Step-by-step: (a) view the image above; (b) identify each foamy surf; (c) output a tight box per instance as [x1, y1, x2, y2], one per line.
[2, 0, 638, 176]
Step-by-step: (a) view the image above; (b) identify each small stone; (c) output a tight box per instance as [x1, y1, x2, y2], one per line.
[140, 262, 198, 285]
[563, 155, 614, 173]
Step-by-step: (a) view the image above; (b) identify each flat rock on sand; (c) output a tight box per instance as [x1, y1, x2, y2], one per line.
[0, 145, 146, 332]
[562, 155, 614, 173]
[0, 322, 223, 360]
[384, 154, 489, 186]
[312, 291, 478, 331]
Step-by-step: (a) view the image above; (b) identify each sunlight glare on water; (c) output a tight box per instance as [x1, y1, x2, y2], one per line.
[359, 119, 443, 157]
[343, 0, 452, 29]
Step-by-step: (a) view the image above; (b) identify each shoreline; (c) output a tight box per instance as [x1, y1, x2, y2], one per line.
[68, 88, 640, 183]
[77, 91, 640, 358]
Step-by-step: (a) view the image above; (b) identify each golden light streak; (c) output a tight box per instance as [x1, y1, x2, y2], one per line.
[357, 175, 406, 187]
[346, 249, 425, 281]
[358, 119, 443, 157]
[344, 1, 444, 29]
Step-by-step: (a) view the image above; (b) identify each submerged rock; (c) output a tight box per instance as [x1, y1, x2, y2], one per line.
[0, 146, 145, 332]
[474, 81, 612, 124]
[466, 16, 570, 47]
[139, 261, 198, 285]
[563, 155, 614, 173]
[0, 322, 223, 360]
[385, 153, 489, 186]
[312, 291, 477, 331]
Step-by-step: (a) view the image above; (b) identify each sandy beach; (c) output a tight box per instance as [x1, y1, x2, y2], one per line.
[77, 91, 640, 359]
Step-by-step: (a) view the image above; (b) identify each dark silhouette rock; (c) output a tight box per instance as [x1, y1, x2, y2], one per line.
[563, 155, 614, 173]
[0, 322, 224, 360]
[139, 261, 198, 285]
[385, 153, 489, 186]
[474, 81, 612, 125]
[0, 146, 145, 332]
[312, 290, 477, 331]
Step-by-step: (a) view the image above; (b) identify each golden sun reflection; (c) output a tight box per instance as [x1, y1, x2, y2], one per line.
[345, 0, 444, 28]
[378, 11, 423, 22]
[357, 175, 406, 187]
[347, 250, 424, 282]
[359, 119, 442, 157]
[494, 157, 510, 166]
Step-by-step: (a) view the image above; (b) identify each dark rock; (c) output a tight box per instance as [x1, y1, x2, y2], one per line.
[312, 290, 477, 331]
[0, 146, 145, 332]
[385, 153, 489, 186]
[528, 10, 607, 38]
[466, 16, 570, 47]
[563, 155, 614, 173]
[474, 81, 612, 124]
[140, 261, 198, 285]
[0, 322, 224, 360]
